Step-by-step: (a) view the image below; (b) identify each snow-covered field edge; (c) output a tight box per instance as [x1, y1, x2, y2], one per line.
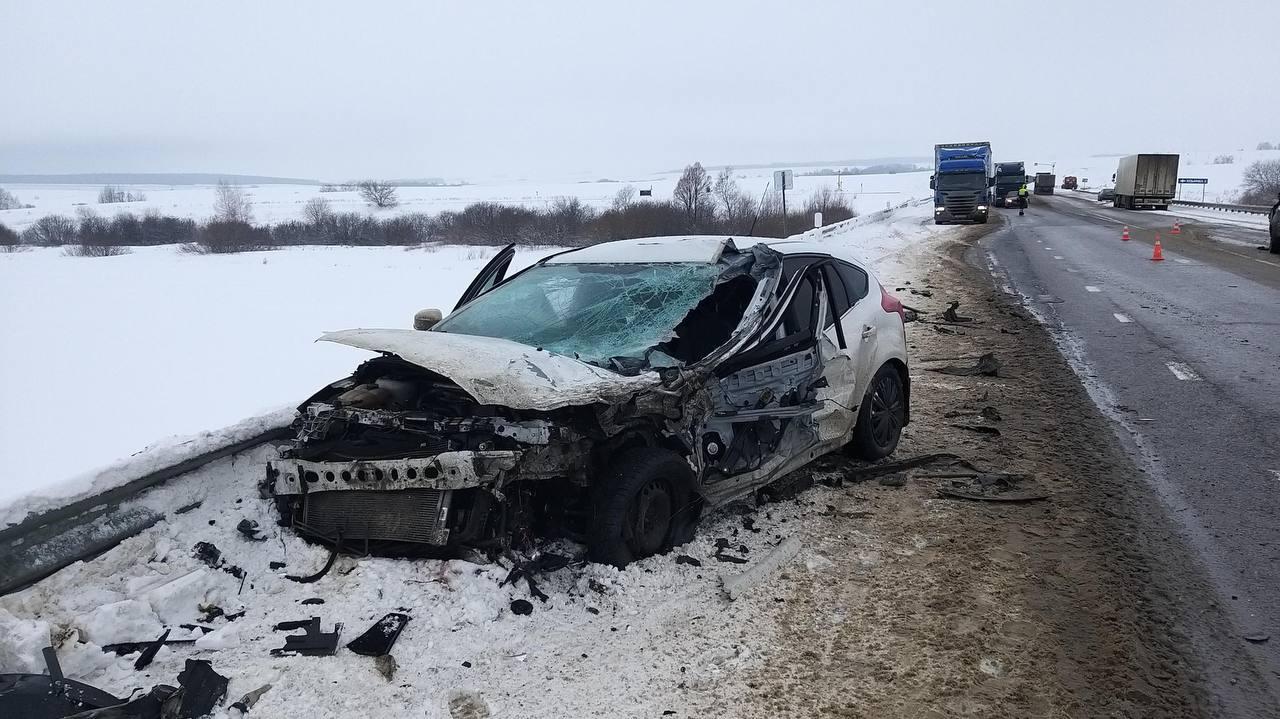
[0, 409, 294, 530]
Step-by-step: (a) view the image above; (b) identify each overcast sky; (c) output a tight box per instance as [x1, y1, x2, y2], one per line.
[3, 0, 1277, 181]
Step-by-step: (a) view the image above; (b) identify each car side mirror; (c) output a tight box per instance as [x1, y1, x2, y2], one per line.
[413, 308, 443, 331]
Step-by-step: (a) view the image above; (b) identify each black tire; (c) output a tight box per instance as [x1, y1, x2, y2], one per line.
[588, 448, 696, 567]
[849, 365, 906, 461]
[1270, 232, 1279, 254]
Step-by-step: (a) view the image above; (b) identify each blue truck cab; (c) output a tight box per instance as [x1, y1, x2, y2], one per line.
[931, 142, 994, 224]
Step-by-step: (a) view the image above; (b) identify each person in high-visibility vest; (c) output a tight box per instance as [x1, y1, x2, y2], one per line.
[1017, 184, 1030, 216]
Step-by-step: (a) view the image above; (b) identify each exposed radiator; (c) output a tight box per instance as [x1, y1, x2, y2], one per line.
[301, 489, 450, 545]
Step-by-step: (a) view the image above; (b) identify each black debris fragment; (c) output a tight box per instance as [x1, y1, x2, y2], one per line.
[285, 547, 338, 584]
[942, 301, 973, 323]
[843, 453, 961, 484]
[713, 538, 731, 550]
[0, 647, 123, 717]
[230, 684, 271, 713]
[132, 628, 170, 670]
[174, 501, 202, 515]
[878, 474, 907, 487]
[931, 353, 1000, 377]
[461, 661, 472, 668]
[346, 613, 411, 656]
[950, 424, 1001, 437]
[1243, 633, 1270, 644]
[178, 624, 214, 634]
[236, 519, 267, 542]
[60, 685, 178, 718]
[742, 517, 757, 532]
[937, 473, 1048, 503]
[301, 598, 324, 605]
[271, 618, 342, 657]
[510, 599, 534, 616]
[712, 550, 748, 564]
[192, 542, 247, 582]
[269, 561, 286, 570]
[102, 637, 197, 657]
[173, 659, 228, 718]
[586, 607, 600, 615]
[675, 555, 702, 568]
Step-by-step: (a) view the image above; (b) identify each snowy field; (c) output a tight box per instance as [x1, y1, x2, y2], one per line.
[0, 165, 931, 233]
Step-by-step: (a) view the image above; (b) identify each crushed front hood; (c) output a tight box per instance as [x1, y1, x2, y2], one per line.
[319, 329, 656, 410]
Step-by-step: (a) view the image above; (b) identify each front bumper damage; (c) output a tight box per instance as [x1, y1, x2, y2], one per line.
[268, 450, 525, 548]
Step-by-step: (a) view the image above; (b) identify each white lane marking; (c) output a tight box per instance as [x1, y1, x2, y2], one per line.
[1085, 285, 1101, 292]
[1045, 246, 1053, 250]
[1166, 361, 1201, 381]
[1114, 313, 1133, 323]
[1258, 258, 1280, 267]
[1175, 258, 1191, 264]
[1053, 255, 1064, 260]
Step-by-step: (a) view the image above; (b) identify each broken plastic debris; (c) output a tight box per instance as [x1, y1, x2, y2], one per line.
[931, 353, 1000, 377]
[236, 519, 267, 542]
[173, 659, 229, 718]
[230, 684, 271, 713]
[271, 617, 342, 657]
[346, 613, 411, 656]
[510, 599, 534, 616]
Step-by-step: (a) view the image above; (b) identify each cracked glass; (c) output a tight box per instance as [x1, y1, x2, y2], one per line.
[434, 262, 722, 369]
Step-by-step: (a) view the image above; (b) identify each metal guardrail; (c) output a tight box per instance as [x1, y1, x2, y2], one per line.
[1169, 199, 1272, 215]
[0, 426, 292, 596]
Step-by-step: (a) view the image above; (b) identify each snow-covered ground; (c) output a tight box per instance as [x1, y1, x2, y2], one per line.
[0, 166, 931, 233]
[0, 203, 957, 719]
[1051, 147, 1280, 202]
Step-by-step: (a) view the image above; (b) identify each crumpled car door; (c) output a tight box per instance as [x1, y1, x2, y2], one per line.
[453, 244, 515, 310]
[702, 264, 832, 489]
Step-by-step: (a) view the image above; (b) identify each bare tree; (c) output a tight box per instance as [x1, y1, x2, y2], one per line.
[358, 181, 399, 208]
[303, 197, 334, 225]
[612, 185, 637, 211]
[1240, 159, 1280, 204]
[1258, 142, 1275, 151]
[0, 223, 18, 250]
[213, 180, 253, 223]
[20, 214, 78, 246]
[0, 187, 22, 211]
[673, 162, 712, 227]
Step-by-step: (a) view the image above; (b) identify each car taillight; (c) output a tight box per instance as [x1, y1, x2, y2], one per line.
[881, 285, 905, 322]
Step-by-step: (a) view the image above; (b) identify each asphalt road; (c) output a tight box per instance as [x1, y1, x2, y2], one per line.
[976, 195, 1280, 708]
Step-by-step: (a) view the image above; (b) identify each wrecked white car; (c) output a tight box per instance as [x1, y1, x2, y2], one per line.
[266, 236, 910, 566]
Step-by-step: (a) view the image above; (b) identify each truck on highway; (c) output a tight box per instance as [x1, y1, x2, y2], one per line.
[1033, 173, 1055, 195]
[1062, 176, 1078, 190]
[993, 161, 1025, 207]
[1112, 153, 1180, 210]
[931, 142, 993, 224]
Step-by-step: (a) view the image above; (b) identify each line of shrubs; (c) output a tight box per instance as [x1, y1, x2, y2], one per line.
[1, 188, 855, 255]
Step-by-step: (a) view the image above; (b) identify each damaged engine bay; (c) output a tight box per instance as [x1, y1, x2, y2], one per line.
[266, 237, 908, 565]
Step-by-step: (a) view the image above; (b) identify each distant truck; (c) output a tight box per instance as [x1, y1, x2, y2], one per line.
[1061, 176, 1078, 190]
[1112, 154, 1179, 210]
[931, 142, 993, 224]
[1033, 173, 1055, 195]
[993, 161, 1025, 207]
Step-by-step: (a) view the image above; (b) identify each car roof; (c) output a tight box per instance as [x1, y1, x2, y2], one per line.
[542, 235, 869, 269]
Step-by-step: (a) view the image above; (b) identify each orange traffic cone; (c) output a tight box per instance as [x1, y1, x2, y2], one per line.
[1171, 220, 1181, 235]
[1151, 234, 1165, 261]
[1121, 226, 1130, 241]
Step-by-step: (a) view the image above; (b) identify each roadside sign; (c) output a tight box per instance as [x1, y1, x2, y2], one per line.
[773, 169, 794, 191]
[1178, 178, 1208, 184]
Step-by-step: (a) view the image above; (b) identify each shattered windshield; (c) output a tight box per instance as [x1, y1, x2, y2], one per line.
[434, 262, 723, 369]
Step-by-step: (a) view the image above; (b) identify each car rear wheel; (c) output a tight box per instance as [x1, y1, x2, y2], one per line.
[1271, 231, 1279, 254]
[849, 365, 906, 460]
[589, 448, 696, 567]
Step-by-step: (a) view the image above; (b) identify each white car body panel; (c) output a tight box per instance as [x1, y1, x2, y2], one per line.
[319, 328, 657, 411]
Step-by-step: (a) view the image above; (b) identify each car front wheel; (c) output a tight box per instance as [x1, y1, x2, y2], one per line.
[849, 365, 906, 460]
[588, 448, 697, 567]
